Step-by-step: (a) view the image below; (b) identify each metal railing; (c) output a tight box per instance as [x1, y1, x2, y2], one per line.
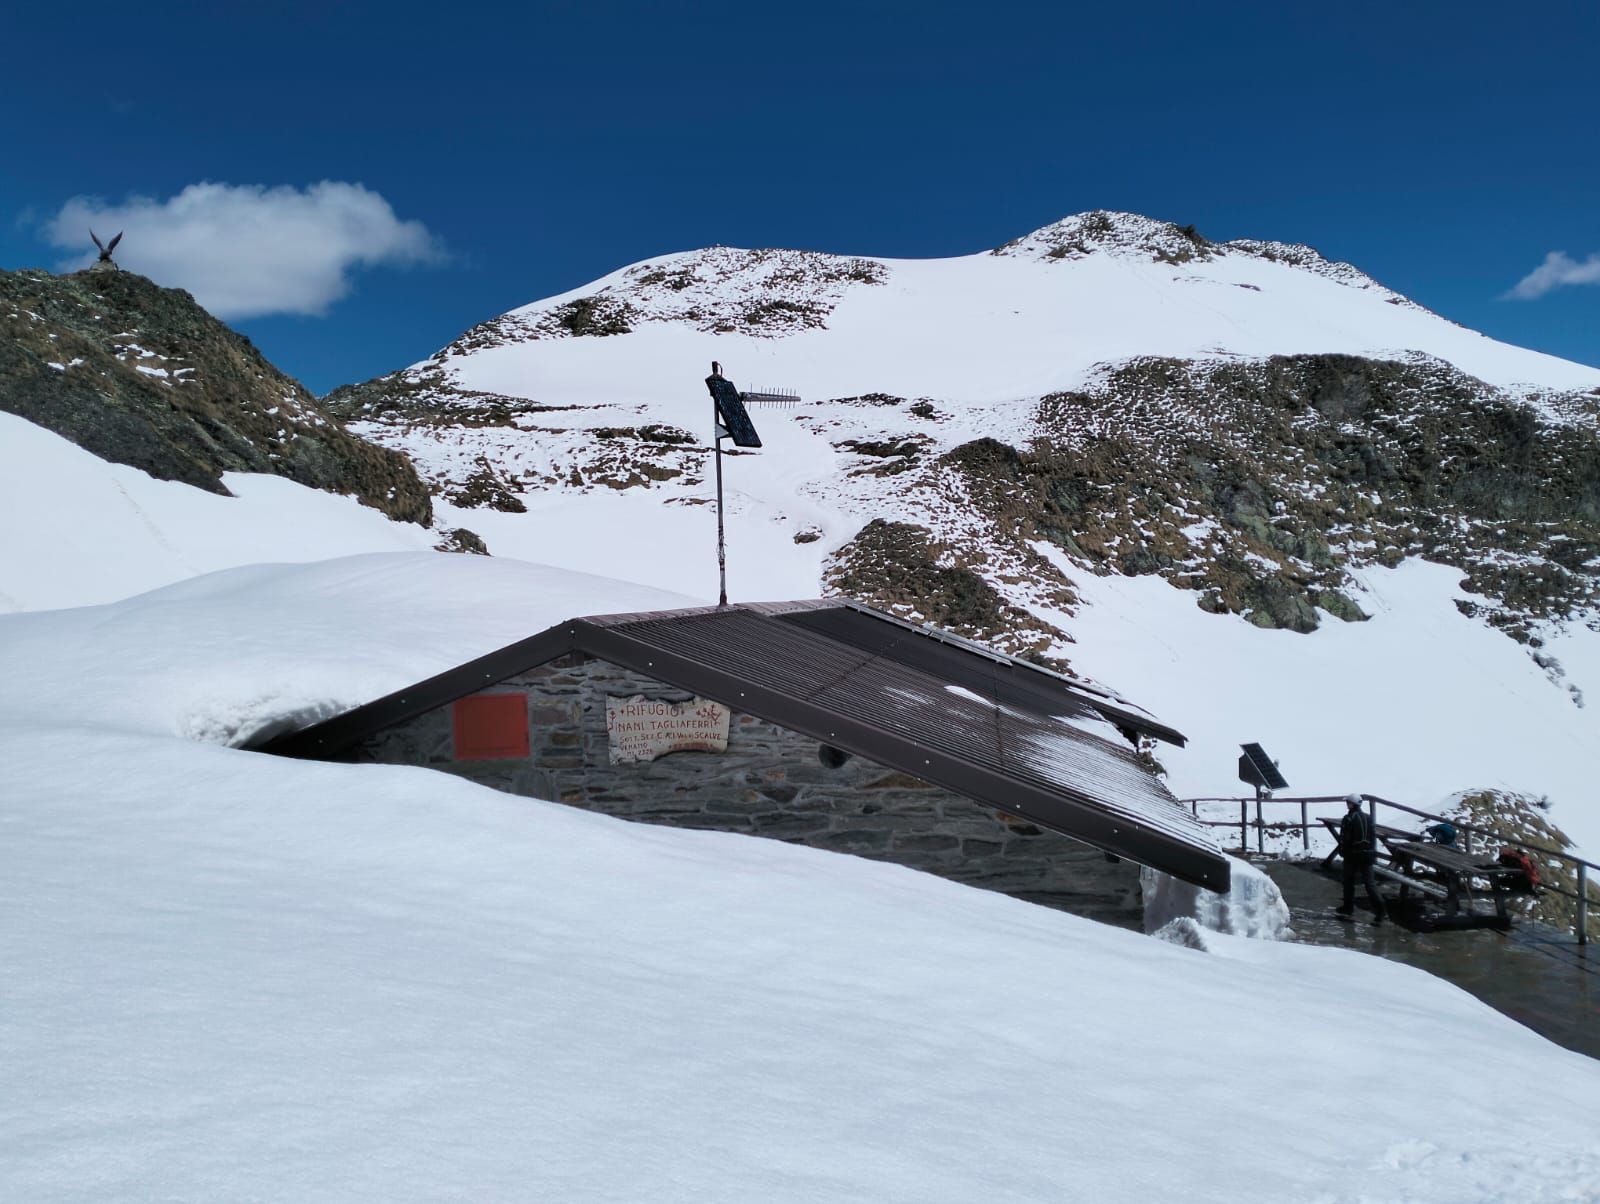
[1181, 792, 1596, 946]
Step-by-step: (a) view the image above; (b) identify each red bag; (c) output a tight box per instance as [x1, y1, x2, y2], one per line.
[1498, 847, 1541, 892]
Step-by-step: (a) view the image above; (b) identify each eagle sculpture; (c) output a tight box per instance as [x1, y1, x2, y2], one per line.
[90, 230, 123, 265]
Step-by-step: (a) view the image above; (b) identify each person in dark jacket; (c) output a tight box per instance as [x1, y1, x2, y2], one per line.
[1337, 793, 1388, 925]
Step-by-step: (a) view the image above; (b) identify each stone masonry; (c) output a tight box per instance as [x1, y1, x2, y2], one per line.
[353, 652, 1143, 924]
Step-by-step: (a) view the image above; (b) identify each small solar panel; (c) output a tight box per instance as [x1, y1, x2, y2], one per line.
[1238, 742, 1289, 791]
[705, 374, 763, 448]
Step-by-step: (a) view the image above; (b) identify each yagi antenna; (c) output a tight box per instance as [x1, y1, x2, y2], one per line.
[741, 388, 801, 409]
[703, 362, 798, 606]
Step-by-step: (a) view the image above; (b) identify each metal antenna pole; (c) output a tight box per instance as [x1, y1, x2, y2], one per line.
[714, 398, 728, 607]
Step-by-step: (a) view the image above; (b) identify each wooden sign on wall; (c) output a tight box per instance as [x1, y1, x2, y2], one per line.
[605, 695, 730, 764]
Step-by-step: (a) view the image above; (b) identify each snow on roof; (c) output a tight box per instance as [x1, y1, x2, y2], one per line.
[0, 552, 701, 747]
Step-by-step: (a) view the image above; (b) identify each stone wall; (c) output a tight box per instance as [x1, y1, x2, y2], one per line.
[353, 653, 1142, 925]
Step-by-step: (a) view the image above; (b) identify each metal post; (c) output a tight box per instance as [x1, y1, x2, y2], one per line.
[1256, 796, 1264, 855]
[1368, 795, 1377, 837]
[713, 405, 727, 608]
[1301, 799, 1309, 853]
[1239, 800, 1248, 853]
[1580, 863, 1589, 947]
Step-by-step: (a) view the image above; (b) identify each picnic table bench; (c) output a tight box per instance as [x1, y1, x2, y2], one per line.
[1309, 815, 1537, 928]
[1381, 838, 1525, 923]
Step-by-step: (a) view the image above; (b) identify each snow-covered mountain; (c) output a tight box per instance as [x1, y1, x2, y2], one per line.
[5, 216, 1600, 1200]
[325, 210, 1600, 850]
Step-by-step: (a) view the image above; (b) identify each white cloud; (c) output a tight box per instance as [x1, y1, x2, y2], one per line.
[1506, 250, 1600, 301]
[44, 182, 442, 319]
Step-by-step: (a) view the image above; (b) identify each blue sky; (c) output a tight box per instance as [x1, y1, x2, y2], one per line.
[4, 0, 1596, 393]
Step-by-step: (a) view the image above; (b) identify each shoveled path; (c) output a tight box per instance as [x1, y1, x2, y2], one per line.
[1262, 860, 1599, 1060]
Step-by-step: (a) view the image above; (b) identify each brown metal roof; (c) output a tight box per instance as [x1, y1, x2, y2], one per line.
[253, 599, 1226, 889]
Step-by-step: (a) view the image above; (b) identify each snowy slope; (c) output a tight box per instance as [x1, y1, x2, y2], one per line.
[3, 557, 1597, 1203]
[434, 211, 1600, 404]
[0, 412, 439, 612]
[1048, 555, 1600, 852]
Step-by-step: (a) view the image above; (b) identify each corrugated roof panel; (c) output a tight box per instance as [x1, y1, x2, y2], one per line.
[775, 604, 1184, 744]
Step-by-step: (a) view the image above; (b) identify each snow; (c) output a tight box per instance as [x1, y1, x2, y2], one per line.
[1048, 556, 1600, 855]
[442, 235, 1600, 406]
[2, 557, 1598, 1202]
[0, 413, 438, 612]
[0, 553, 699, 746]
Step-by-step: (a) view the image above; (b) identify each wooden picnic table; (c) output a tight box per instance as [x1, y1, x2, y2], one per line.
[1382, 838, 1524, 922]
[1314, 817, 1530, 925]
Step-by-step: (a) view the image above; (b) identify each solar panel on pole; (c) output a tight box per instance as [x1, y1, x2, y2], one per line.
[705, 365, 795, 607]
[706, 374, 763, 448]
[1237, 742, 1289, 792]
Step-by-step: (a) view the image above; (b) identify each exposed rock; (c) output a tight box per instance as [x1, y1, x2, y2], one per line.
[936, 353, 1600, 634]
[434, 527, 490, 555]
[448, 459, 527, 512]
[0, 267, 431, 524]
[993, 210, 1427, 310]
[824, 519, 1055, 653]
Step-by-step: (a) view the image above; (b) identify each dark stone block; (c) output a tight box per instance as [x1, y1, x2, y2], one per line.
[751, 815, 833, 839]
[890, 834, 961, 853]
[701, 798, 784, 816]
[820, 829, 893, 852]
[961, 839, 1005, 858]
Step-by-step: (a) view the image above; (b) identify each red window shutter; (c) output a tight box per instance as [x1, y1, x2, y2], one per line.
[452, 693, 530, 760]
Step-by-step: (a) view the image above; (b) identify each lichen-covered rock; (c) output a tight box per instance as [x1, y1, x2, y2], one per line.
[936, 353, 1600, 636]
[824, 518, 1056, 653]
[0, 267, 431, 524]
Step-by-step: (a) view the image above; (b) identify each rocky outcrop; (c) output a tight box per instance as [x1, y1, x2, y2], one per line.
[933, 354, 1600, 641]
[824, 519, 1060, 654]
[992, 210, 1428, 310]
[0, 268, 431, 524]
